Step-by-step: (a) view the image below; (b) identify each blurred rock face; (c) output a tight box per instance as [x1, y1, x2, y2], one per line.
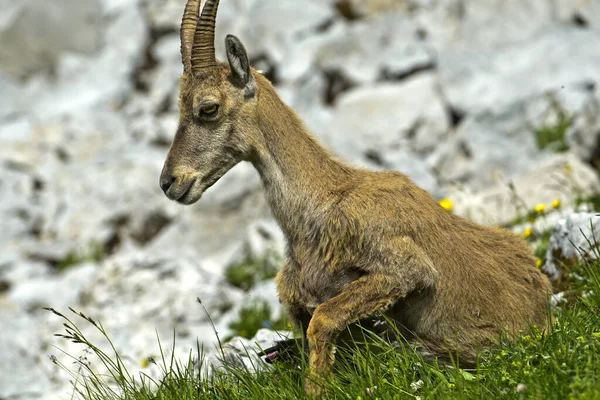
[0, 0, 104, 78]
[0, 0, 600, 398]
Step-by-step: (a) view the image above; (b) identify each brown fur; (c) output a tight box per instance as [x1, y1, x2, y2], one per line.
[160, 19, 552, 397]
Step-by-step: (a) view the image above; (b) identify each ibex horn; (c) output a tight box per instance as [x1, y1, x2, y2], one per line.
[191, 0, 221, 71]
[180, 0, 202, 74]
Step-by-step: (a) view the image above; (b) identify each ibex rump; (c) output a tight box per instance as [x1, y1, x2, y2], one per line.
[159, 1, 552, 396]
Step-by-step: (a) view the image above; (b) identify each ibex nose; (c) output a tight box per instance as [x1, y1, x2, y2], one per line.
[160, 175, 176, 193]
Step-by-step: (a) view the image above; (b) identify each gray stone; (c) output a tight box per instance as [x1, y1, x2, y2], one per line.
[431, 83, 597, 190]
[428, 0, 555, 51]
[0, 166, 39, 243]
[556, 0, 600, 29]
[438, 28, 600, 115]
[449, 153, 600, 225]
[0, 0, 103, 78]
[147, 0, 336, 68]
[543, 213, 600, 282]
[323, 73, 447, 194]
[35, 144, 174, 252]
[41, 250, 249, 395]
[145, 0, 187, 31]
[325, 74, 447, 154]
[0, 117, 33, 142]
[0, 311, 52, 399]
[0, 259, 53, 296]
[29, 2, 146, 120]
[149, 162, 271, 257]
[566, 88, 600, 164]
[276, 73, 334, 139]
[241, 0, 336, 64]
[280, 14, 433, 87]
[246, 281, 285, 324]
[0, 74, 20, 119]
[243, 220, 286, 262]
[430, 104, 544, 190]
[102, 0, 141, 13]
[204, 328, 292, 375]
[343, 0, 418, 17]
[9, 263, 96, 311]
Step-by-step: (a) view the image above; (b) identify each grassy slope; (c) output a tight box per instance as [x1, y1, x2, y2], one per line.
[49, 253, 600, 400]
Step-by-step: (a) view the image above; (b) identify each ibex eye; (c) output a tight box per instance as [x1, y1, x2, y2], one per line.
[200, 104, 219, 118]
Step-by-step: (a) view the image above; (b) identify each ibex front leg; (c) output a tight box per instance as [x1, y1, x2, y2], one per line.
[304, 237, 438, 398]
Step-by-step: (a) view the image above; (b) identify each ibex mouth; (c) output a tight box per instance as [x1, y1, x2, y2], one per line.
[166, 177, 197, 204]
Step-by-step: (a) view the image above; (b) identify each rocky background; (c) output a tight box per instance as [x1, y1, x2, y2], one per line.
[1, 0, 600, 399]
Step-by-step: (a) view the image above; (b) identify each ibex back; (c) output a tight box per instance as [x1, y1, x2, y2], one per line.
[159, 1, 552, 396]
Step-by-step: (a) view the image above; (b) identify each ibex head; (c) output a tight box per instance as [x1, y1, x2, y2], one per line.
[160, 0, 258, 204]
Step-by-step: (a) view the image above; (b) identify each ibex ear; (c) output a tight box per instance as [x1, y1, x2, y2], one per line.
[226, 34, 256, 98]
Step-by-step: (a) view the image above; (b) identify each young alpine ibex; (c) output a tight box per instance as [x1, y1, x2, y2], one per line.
[159, 0, 552, 396]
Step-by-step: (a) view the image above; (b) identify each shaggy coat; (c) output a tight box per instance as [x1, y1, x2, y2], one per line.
[160, 1, 552, 396]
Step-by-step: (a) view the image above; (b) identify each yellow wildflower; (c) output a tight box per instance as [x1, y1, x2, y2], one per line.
[534, 203, 546, 214]
[551, 199, 561, 209]
[140, 358, 150, 368]
[535, 259, 543, 268]
[439, 198, 453, 211]
[523, 228, 533, 238]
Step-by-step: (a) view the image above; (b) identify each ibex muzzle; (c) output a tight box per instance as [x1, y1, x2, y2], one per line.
[160, 0, 257, 205]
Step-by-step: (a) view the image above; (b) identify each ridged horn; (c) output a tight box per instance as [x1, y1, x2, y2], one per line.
[180, 0, 202, 74]
[191, 0, 221, 71]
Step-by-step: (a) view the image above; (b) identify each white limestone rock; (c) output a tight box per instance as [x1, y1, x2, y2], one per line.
[0, 0, 103, 78]
[204, 328, 292, 375]
[566, 87, 600, 164]
[9, 263, 96, 311]
[0, 311, 52, 400]
[543, 213, 600, 282]
[438, 28, 600, 115]
[449, 153, 600, 226]
[323, 73, 447, 194]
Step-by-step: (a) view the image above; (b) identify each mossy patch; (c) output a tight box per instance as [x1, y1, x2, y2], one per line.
[57, 242, 105, 271]
[225, 255, 281, 291]
[534, 101, 572, 153]
[227, 299, 289, 340]
[576, 193, 600, 211]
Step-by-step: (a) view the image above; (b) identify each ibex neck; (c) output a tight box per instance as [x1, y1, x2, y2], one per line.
[251, 82, 350, 238]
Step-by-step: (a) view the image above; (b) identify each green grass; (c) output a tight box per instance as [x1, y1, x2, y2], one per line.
[576, 193, 600, 211]
[47, 253, 600, 400]
[534, 106, 572, 153]
[57, 242, 106, 271]
[227, 299, 289, 340]
[533, 229, 553, 261]
[224, 256, 280, 291]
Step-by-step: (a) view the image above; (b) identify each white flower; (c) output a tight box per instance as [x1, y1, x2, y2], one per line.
[410, 380, 424, 392]
[551, 292, 567, 307]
